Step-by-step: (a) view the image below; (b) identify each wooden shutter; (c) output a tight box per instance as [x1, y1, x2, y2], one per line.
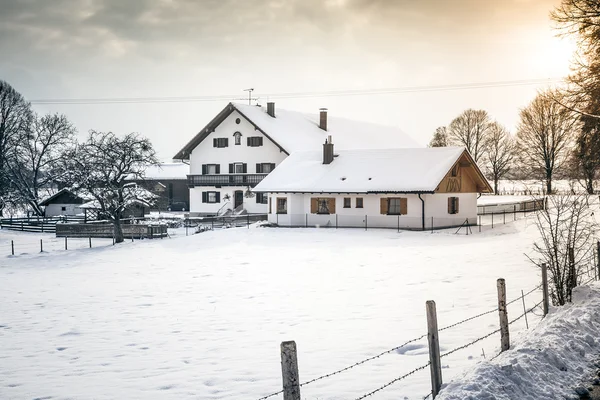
[258, 137, 263, 146]
[400, 198, 408, 215]
[215, 192, 221, 202]
[380, 198, 388, 214]
[202, 192, 207, 203]
[243, 163, 247, 173]
[328, 198, 336, 214]
[270, 163, 275, 171]
[311, 198, 318, 214]
[256, 193, 261, 203]
[213, 138, 217, 147]
[455, 197, 459, 213]
[202, 164, 207, 174]
[269, 197, 272, 213]
[224, 138, 229, 147]
[256, 163, 262, 173]
[229, 163, 234, 173]
[215, 165, 220, 174]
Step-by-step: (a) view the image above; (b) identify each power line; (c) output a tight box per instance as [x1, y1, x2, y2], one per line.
[30, 77, 564, 105]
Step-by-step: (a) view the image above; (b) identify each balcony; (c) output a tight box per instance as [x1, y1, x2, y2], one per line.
[187, 174, 268, 187]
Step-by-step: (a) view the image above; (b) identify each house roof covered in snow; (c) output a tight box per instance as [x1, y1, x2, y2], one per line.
[138, 163, 189, 180]
[253, 146, 493, 194]
[173, 102, 419, 159]
[39, 188, 92, 206]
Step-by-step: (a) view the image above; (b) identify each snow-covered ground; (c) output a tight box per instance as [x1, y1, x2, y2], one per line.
[437, 283, 600, 400]
[478, 195, 539, 206]
[0, 217, 553, 400]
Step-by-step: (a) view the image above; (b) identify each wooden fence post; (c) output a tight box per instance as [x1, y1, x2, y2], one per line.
[365, 215, 368, 231]
[89, 237, 92, 248]
[497, 278, 510, 352]
[542, 263, 550, 316]
[597, 241, 600, 281]
[520, 289, 529, 329]
[40, 239, 43, 253]
[65, 236, 68, 250]
[280, 341, 301, 400]
[491, 213, 494, 229]
[568, 247, 575, 291]
[11, 240, 14, 256]
[426, 300, 442, 398]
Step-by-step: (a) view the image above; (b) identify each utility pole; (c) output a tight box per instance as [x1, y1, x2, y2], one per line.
[243, 88, 254, 105]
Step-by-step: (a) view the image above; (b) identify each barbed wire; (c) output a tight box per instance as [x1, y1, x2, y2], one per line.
[440, 327, 501, 359]
[423, 392, 432, 399]
[506, 284, 542, 306]
[508, 300, 544, 326]
[353, 361, 431, 400]
[298, 334, 427, 388]
[438, 306, 498, 332]
[255, 388, 284, 400]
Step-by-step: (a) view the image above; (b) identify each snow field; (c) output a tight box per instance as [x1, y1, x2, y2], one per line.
[1, 220, 547, 399]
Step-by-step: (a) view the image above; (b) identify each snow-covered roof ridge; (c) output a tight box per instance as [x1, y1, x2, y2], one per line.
[141, 163, 189, 180]
[254, 146, 491, 193]
[173, 102, 420, 159]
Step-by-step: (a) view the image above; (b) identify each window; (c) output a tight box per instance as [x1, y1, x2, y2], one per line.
[233, 131, 242, 145]
[213, 138, 228, 148]
[61, 206, 67, 212]
[277, 198, 287, 214]
[234, 163, 244, 173]
[451, 165, 458, 177]
[356, 198, 363, 208]
[311, 198, 335, 214]
[256, 163, 275, 173]
[343, 198, 351, 208]
[247, 136, 263, 147]
[202, 191, 221, 204]
[448, 197, 459, 214]
[235, 118, 241, 124]
[382, 197, 407, 215]
[202, 164, 220, 174]
[256, 193, 268, 204]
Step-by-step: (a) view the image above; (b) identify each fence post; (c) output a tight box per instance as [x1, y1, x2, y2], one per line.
[336, 214, 338, 229]
[426, 300, 442, 398]
[305, 213, 308, 228]
[520, 289, 529, 329]
[280, 341, 301, 400]
[514, 204, 516, 221]
[568, 247, 575, 292]
[65, 236, 68, 250]
[497, 278, 509, 352]
[89, 237, 92, 248]
[397, 215, 399, 233]
[542, 263, 550, 316]
[491, 213, 494, 229]
[40, 239, 43, 253]
[597, 241, 600, 281]
[247, 214, 250, 229]
[11, 240, 14, 256]
[365, 215, 368, 231]
[431, 216, 434, 233]
[186, 223, 189, 236]
[503, 210, 506, 224]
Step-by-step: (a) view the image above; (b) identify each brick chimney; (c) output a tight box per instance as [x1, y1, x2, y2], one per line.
[323, 135, 334, 164]
[267, 102, 275, 118]
[319, 108, 328, 131]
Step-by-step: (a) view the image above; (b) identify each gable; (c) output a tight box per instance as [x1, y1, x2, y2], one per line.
[40, 189, 85, 206]
[435, 151, 493, 194]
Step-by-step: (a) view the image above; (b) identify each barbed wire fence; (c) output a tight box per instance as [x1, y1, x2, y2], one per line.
[254, 242, 599, 400]
[1, 236, 128, 257]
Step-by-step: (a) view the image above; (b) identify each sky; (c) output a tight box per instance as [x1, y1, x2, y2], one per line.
[0, 0, 576, 160]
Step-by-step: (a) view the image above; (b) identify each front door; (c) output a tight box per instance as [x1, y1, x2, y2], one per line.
[234, 190, 244, 209]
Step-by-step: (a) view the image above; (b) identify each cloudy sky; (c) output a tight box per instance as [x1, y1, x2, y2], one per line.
[0, 0, 575, 160]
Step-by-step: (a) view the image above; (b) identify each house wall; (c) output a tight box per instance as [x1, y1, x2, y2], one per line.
[190, 186, 268, 215]
[188, 109, 288, 214]
[45, 204, 85, 217]
[267, 192, 477, 229]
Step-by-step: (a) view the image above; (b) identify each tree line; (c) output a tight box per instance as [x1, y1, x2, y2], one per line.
[0, 80, 159, 243]
[429, 0, 600, 196]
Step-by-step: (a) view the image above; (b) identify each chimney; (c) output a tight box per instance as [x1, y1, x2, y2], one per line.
[319, 108, 328, 131]
[323, 135, 334, 165]
[267, 102, 275, 118]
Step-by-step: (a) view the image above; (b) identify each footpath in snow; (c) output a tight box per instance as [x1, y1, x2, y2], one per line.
[437, 283, 600, 400]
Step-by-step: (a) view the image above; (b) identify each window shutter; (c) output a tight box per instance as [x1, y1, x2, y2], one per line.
[243, 163, 247, 173]
[269, 197, 272, 213]
[202, 164, 207, 175]
[202, 192, 207, 203]
[229, 163, 234, 173]
[256, 163, 261, 173]
[259, 137, 263, 146]
[455, 197, 459, 213]
[224, 138, 229, 147]
[216, 192, 221, 203]
[400, 198, 408, 215]
[213, 138, 217, 147]
[247, 137, 251, 146]
[215, 165, 220, 174]
[270, 163, 275, 171]
[328, 198, 336, 214]
[311, 198, 318, 214]
[380, 198, 388, 214]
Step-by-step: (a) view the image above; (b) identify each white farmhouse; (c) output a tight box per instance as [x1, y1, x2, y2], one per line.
[253, 138, 493, 229]
[173, 102, 418, 216]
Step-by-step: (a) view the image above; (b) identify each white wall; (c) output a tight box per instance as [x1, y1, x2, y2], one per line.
[267, 192, 478, 229]
[188, 110, 288, 213]
[189, 110, 288, 175]
[44, 204, 84, 217]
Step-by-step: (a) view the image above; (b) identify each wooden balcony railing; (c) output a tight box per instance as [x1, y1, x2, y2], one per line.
[187, 174, 268, 187]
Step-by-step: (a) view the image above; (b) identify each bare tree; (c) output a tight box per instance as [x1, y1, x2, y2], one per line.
[485, 122, 515, 195]
[528, 194, 597, 305]
[4, 113, 76, 215]
[447, 109, 490, 162]
[516, 90, 576, 194]
[428, 126, 448, 147]
[67, 131, 159, 243]
[0, 80, 32, 216]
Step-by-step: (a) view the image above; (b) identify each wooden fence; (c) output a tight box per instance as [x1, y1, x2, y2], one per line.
[55, 222, 168, 239]
[0, 216, 86, 233]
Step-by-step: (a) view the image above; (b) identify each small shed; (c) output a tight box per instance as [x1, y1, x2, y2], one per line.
[39, 189, 87, 217]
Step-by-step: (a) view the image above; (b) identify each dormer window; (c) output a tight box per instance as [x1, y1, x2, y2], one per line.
[233, 131, 242, 145]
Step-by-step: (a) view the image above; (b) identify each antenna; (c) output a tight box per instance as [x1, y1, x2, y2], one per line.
[243, 88, 254, 105]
